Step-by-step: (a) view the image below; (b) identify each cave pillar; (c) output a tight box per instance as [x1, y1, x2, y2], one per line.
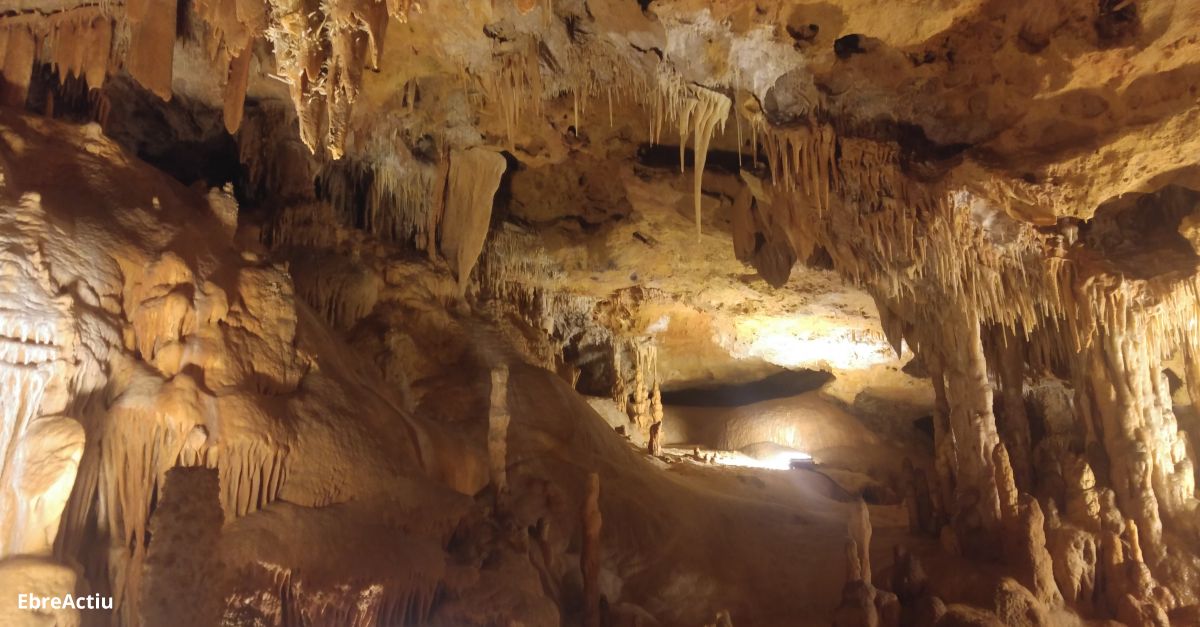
[1081, 330, 1181, 563]
[926, 351, 957, 520]
[996, 327, 1034, 491]
[938, 307, 1002, 527]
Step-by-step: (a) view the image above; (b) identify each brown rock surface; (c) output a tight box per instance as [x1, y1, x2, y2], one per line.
[0, 0, 1199, 625]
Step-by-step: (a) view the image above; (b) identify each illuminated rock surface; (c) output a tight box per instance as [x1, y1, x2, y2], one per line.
[0, 0, 1198, 625]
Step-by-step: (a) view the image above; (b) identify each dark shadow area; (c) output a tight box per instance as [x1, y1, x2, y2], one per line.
[27, 65, 97, 123]
[661, 369, 834, 407]
[636, 143, 746, 175]
[100, 75, 242, 194]
[1081, 184, 1200, 280]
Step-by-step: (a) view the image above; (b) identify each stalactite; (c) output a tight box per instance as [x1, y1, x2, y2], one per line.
[1, 26, 35, 107]
[439, 147, 508, 294]
[125, 0, 176, 100]
[427, 149, 450, 258]
[67, 378, 290, 623]
[648, 79, 731, 240]
[0, 363, 60, 557]
[84, 17, 113, 90]
[317, 157, 438, 251]
[291, 254, 382, 330]
[223, 47, 253, 134]
[259, 0, 416, 157]
[478, 41, 543, 151]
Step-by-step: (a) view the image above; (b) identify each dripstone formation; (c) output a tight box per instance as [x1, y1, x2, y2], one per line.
[0, 1, 1199, 625]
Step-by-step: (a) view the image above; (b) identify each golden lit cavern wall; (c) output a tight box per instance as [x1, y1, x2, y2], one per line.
[0, 0, 1199, 625]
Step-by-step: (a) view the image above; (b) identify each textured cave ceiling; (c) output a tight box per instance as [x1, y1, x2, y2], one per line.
[1, 0, 1200, 626]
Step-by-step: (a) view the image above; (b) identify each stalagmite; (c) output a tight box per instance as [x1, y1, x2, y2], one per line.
[581, 472, 602, 627]
[993, 444, 1019, 521]
[142, 468, 224, 627]
[844, 538, 863, 583]
[902, 458, 935, 535]
[850, 499, 872, 586]
[731, 185, 757, 262]
[650, 381, 663, 424]
[648, 421, 662, 457]
[439, 148, 508, 294]
[1065, 455, 1101, 530]
[488, 366, 511, 494]
[1048, 523, 1098, 613]
[834, 500, 901, 627]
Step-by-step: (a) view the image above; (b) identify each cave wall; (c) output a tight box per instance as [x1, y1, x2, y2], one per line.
[0, 0, 1198, 625]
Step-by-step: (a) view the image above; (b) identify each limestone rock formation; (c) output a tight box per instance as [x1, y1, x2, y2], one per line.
[0, 0, 1199, 625]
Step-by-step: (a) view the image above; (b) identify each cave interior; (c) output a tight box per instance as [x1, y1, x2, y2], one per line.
[2, 0, 1200, 626]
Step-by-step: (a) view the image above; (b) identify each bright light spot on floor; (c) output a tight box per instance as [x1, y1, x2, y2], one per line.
[667, 447, 813, 471]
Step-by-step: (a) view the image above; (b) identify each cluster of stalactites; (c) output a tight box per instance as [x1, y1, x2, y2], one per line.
[753, 113, 1200, 602]
[471, 228, 609, 373]
[471, 30, 656, 150]
[264, 0, 418, 157]
[318, 157, 437, 251]
[649, 77, 730, 240]
[0, 0, 426, 152]
[0, 6, 113, 108]
[189, 0, 267, 134]
[475, 226, 562, 300]
[56, 398, 288, 624]
[754, 119, 1200, 368]
[477, 40, 545, 152]
[195, 0, 424, 150]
